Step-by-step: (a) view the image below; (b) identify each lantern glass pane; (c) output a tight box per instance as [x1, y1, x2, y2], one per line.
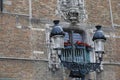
[94, 39, 105, 53]
[52, 35, 64, 49]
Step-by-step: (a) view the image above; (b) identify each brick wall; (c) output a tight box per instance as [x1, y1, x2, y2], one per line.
[0, 59, 63, 80]
[0, 14, 31, 58]
[0, 59, 33, 80]
[86, 0, 111, 26]
[0, 0, 120, 80]
[3, 0, 29, 14]
[86, 0, 120, 26]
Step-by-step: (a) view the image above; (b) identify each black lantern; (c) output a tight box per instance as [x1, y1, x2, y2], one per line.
[50, 20, 65, 50]
[92, 25, 106, 53]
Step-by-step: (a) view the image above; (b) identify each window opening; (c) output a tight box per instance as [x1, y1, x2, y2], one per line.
[64, 29, 85, 44]
[61, 29, 91, 63]
[73, 32, 83, 44]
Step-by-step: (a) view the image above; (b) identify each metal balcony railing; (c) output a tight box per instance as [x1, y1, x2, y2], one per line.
[59, 46, 101, 78]
[61, 46, 90, 63]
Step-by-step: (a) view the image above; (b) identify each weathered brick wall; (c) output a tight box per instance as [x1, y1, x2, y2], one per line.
[86, 0, 111, 26]
[3, 0, 57, 20]
[96, 65, 120, 80]
[32, 0, 57, 20]
[86, 0, 120, 80]
[0, 0, 63, 80]
[0, 59, 63, 80]
[0, 0, 120, 80]
[111, 0, 120, 24]
[0, 14, 31, 58]
[0, 59, 33, 80]
[1, 0, 57, 59]
[86, 0, 120, 26]
[3, 0, 29, 14]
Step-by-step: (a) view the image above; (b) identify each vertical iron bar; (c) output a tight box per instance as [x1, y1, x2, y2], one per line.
[77, 49, 79, 63]
[61, 49, 63, 61]
[76, 49, 78, 63]
[70, 30, 74, 62]
[83, 46, 86, 63]
[79, 49, 81, 62]
[70, 49, 72, 62]
[76, 49, 79, 62]
[66, 49, 68, 61]
[81, 48, 83, 62]
[64, 50, 67, 61]
[75, 49, 76, 62]
[68, 49, 70, 62]
[62, 49, 64, 61]
[65, 49, 66, 61]
[80, 48, 82, 63]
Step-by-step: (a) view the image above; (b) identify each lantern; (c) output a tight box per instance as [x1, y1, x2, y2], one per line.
[50, 20, 65, 49]
[92, 25, 106, 53]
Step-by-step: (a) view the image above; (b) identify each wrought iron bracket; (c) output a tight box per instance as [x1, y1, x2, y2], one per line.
[61, 61, 101, 78]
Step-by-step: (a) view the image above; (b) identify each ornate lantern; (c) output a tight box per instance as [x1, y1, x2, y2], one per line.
[50, 20, 65, 50]
[92, 25, 106, 53]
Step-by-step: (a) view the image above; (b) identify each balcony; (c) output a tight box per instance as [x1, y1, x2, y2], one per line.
[59, 45, 100, 78]
[50, 21, 106, 79]
[61, 46, 90, 63]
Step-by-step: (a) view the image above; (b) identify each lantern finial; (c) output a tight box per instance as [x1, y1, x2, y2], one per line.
[53, 20, 60, 25]
[95, 25, 102, 30]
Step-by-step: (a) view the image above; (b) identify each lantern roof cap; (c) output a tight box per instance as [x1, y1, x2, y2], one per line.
[50, 20, 65, 37]
[92, 25, 106, 41]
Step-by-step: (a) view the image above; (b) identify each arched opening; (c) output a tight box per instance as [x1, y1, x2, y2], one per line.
[64, 28, 86, 44]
